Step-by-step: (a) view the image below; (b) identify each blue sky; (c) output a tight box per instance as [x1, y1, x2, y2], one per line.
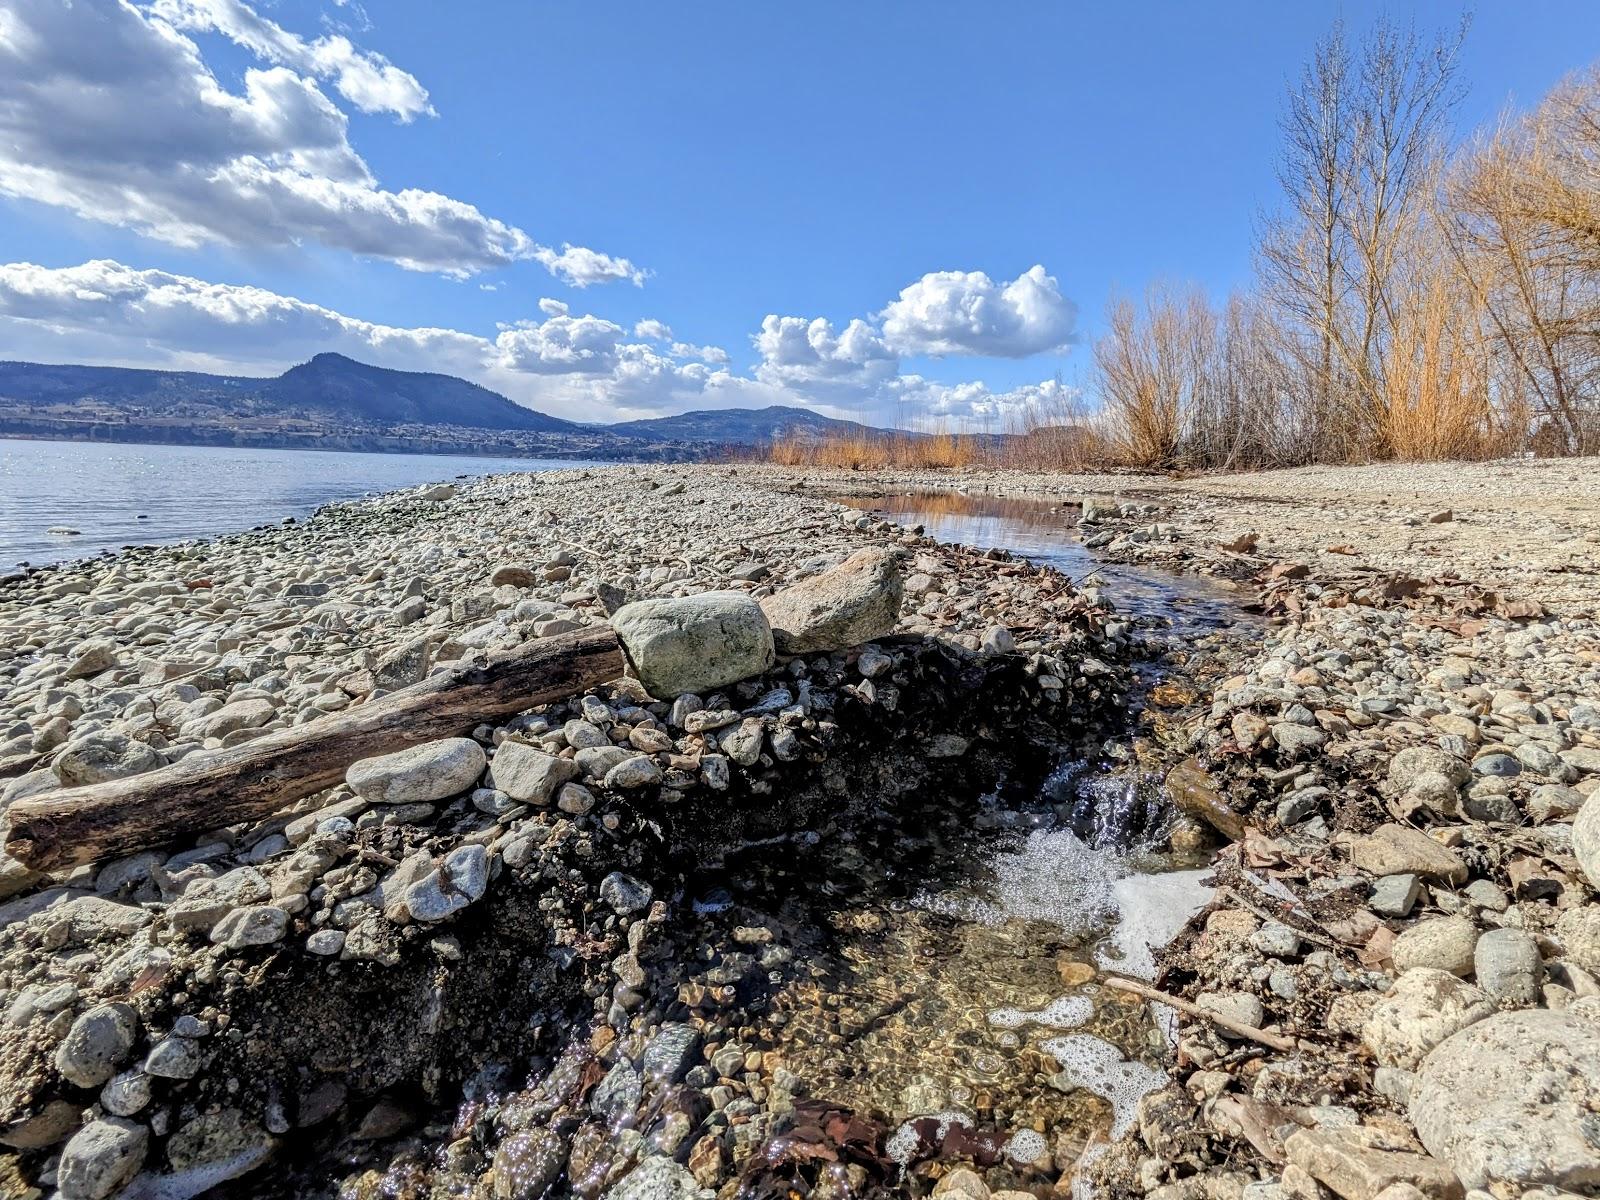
[1, 1, 1595, 426]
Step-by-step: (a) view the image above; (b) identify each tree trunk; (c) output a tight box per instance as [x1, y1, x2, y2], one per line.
[6, 625, 625, 872]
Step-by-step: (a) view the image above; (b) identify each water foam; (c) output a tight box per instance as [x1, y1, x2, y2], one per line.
[1041, 1034, 1165, 1138]
[987, 995, 1094, 1030]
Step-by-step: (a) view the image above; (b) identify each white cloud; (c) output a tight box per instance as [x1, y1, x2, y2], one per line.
[880, 264, 1077, 358]
[493, 313, 626, 375]
[533, 244, 648, 288]
[752, 315, 899, 402]
[151, 0, 433, 121]
[890, 375, 1080, 424]
[634, 318, 672, 341]
[0, 0, 642, 284]
[671, 341, 730, 365]
[538, 298, 570, 317]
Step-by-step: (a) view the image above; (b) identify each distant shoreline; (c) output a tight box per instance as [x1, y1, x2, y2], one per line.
[0, 420, 705, 463]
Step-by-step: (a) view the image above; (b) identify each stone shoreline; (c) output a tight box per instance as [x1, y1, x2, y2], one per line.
[1, 461, 1598, 1200]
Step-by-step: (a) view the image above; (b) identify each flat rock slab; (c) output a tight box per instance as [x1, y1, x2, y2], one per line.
[1410, 1007, 1600, 1193]
[1345, 824, 1468, 885]
[759, 546, 904, 654]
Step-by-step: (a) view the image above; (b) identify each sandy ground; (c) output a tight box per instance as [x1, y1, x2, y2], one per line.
[747, 457, 1600, 614]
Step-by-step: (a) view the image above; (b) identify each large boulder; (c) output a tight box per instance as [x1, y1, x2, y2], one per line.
[759, 547, 905, 654]
[612, 592, 773, 699]
[346, 738, 486, 805]
[1410, 1008, 1600, 1192]
[1361, 968, 1494, 1070]
[1574, 790, 1600, 893]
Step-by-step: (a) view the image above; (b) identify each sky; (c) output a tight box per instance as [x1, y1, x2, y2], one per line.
[0, 0, 1595, 428]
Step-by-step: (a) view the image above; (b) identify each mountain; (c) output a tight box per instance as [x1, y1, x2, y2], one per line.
[0, 354, 576, 433]
[0, 355, 913, 457]
[607, 405, 895, 445]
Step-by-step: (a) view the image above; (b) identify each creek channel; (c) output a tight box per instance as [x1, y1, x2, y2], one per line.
[660, 490, 1255, 1191]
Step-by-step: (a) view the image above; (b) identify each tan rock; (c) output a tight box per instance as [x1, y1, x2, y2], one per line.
[1285, 1127, 1463, 1200]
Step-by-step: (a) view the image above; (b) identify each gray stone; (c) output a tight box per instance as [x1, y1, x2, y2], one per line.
[58, 1117, 147, 1200]
[99, 1070, 152, 1117]
[1390, 747, 1470, 793]
[491, 742, 580, 804]
[1272, 723, 1327, 755]
[144, 1035, 203, 1080]
[1283, 1127, 1464, 1200]
[53, 732, 162, 786]
[759, 547, 904, 654]
[1411, 1009, 1600, 1192]
[493, 1128, 565, 1199]
[1196, 991, 1266, 1038]
[599, 871, 652, 914]
[1472, 928, 1542, 1005]
[56, 1003, 138, 1088]
[1363, 968, 1495, 1070]
[576, 744, 633, 778]
[404, 845, 489, 923]
[591, 1061, 643, 1123]
[1462, 879, 1508, 913]
[613, 592, 774, 699]
[346, 738, 485, 804]
[1369, 874, 1422, 919]
[210, 904, 289, 949]
[604, 754, 663, 790]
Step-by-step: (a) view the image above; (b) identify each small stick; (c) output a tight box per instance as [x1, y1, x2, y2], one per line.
[1220, 885, 1341, 951]
[1102, 976, 1300, 1053]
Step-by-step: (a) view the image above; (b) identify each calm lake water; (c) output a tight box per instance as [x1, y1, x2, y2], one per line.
[0, 439, 607, 570]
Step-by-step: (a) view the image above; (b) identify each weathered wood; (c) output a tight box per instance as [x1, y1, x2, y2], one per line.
[5, 625, 626, 872]
[1102, 976, 1301, 1052]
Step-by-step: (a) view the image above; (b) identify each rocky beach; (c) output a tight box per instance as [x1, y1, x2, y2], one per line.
[1, 459, 1598, 1200]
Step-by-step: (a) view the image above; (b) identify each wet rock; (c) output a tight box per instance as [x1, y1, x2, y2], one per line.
[759, 546, 904, 654]
[642, 1023, 701, 1083]
[604, 1153, 707, 1200]
[164, 1108, 274, 1184]
[1410, 1008, 1600, 1192]
[1363, 968, 1495, 1070]
[58, 1117, 147, 1200]
[1472, 928, 1542, 1005]
[1283, 1127, 1463, 1200]
[494, 1128, 565, 1199]
[1391, 917, 1478, 977]
[56, 1003, 138, 1088]
[1346, 825, 1468, 885]
[492, 742, 581, 805]
[612, 592, 774, 699]
[346, 738, 486, 805]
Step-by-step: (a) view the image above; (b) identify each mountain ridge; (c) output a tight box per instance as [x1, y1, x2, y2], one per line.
[0, 354, 902, 449]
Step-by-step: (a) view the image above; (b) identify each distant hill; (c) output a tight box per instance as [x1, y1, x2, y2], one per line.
[607, 405, 897, 445]
[0, 355, 918, 457]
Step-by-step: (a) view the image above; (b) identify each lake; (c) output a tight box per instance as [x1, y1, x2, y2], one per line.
[0, 439, 608, 570]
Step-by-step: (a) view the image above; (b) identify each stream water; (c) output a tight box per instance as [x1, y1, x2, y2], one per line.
[667, 491, 1247, 1182]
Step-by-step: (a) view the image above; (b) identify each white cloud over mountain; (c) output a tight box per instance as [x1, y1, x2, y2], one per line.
[0, 259, 1074, 424]
[0, 0, 642, 283]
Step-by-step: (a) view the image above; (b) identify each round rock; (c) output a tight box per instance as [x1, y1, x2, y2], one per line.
[612, 591, 774, 699]
[1410, 1008, 1600, 1192]
[1391, 916, 1479, 977]
[56, 1003, 138, 1089]
[57, 1117, 147, 1200]
[346, 738, 486, 805]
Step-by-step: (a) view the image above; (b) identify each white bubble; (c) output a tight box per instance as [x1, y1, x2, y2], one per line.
[987, 994, 1094, 1030]
[1004, 1127, 1049, 1163]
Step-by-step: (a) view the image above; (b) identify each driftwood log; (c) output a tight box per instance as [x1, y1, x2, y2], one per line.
[6, 624, 626, 872]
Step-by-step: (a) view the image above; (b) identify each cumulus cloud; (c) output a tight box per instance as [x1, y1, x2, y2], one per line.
[752, 315, 898, 402]
[0, 0, 642, 284]
[879, 265, 1077, 358]
[890, 375, 1080, 423]
[151, 0, 433, 121]
[534, 244, 648, 289]
[633, 318, 672, 341]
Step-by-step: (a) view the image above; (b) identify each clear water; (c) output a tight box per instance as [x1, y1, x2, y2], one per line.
[0, 438, 609, 570]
